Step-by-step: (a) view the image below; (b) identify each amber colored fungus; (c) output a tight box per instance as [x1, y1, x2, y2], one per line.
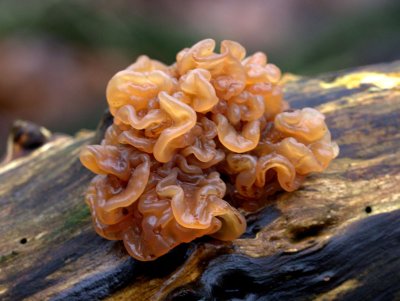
[80, 39, 339, 261]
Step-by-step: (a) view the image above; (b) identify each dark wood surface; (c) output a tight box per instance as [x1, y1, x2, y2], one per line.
[0, 61, 399, 301]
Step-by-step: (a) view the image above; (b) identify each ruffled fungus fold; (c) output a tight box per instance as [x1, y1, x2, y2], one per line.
[80, 39, 339, 261]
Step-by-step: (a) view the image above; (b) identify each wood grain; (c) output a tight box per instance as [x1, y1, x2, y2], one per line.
[0, 61, 399, 301]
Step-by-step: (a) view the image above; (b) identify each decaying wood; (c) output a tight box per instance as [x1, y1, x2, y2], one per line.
[0, 61, 399, 301]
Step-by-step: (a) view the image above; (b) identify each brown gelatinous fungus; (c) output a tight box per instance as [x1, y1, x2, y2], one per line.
[1, 120, 53, 165]
[80, 39, 339, 261]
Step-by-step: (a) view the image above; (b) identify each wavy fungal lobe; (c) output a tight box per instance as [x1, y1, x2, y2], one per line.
[80, 39, 339, 261]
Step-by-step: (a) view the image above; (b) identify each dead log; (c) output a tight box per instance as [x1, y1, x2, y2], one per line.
[0, 61, 399, 301]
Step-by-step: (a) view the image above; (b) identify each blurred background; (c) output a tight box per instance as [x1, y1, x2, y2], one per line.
[0, 0, 399, 155]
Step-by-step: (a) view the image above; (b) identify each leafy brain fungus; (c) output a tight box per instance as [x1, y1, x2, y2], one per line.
[80, 39, 339, 261]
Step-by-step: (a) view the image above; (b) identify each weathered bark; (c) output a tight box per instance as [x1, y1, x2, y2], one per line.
[0, 61, 399, 301]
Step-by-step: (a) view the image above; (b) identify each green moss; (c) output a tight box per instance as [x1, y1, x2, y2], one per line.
[0, 251, 18, 265]
[63, 204, 91, 231]
[44, 203, 91, 242]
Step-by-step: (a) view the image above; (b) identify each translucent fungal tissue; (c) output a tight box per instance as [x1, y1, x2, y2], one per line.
[80, 39, 339, 261]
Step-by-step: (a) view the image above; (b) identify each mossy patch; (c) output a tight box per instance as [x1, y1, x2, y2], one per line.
[0, 251, 18, 265]
[63, 204, 91, 231]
